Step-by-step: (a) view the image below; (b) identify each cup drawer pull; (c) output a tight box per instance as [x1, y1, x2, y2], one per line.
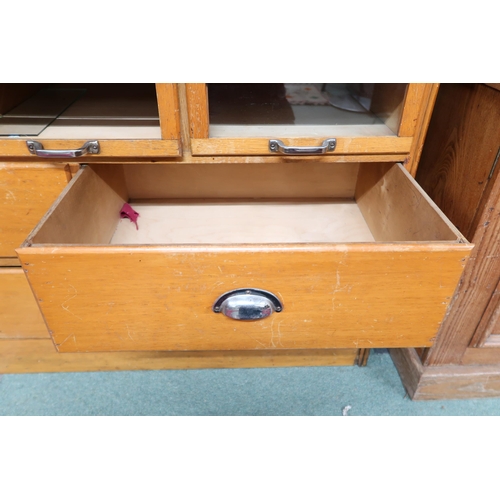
[213, 288, 283, 321]
[269, 138, 336, 155]
[26, 140, 100, 158]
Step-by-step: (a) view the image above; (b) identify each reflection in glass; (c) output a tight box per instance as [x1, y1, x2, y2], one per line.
[207, 83, 407, 137]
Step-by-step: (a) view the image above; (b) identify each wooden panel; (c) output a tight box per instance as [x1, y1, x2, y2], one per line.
[473, 280, 500, 346]
[185, 84, 209, 139]
[392, 347, 500, 400]
[0, 258, 21, 267]
[0, 163, 68, 257]
[0, 268, 49, 339]
[156, 83, 181, 141]
[462, 346, 500, 365]
[110, 201, 375, 245]
[0, 139, 180, 158]
[406, 84, 439, 178]
[389, 348, 423, 399]
[18, 244, 469, 352]
[29, 165, 127, 246]
[191, 137, 413, 156]
[356, 163, 462, 242]
[398, 84, 427, 137]
[0, 339, 359, 373]
[414, 84, 500, 363]
[123, 162, 360, 200]
[416, 83, 500, 241]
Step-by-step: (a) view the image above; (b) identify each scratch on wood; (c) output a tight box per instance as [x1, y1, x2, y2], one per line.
[57, 332, 76, 347]
[126, 324, 134, 341]
[60, 285, 82, 320]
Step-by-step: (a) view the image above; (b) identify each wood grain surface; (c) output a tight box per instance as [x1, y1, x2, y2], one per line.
[18, 244, 469, 352]
[0, 139, 180, 158]
[391, 347, 500, 400]
[191, 137, 413, 156]
[0, 163, 68, 257]
[0, 268, 49, 339]
[0, 339, 360, 373]
[417, 84, 500, 363]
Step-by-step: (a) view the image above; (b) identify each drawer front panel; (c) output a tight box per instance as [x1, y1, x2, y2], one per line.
[19, 245, 469, 352]
[0, 268, 50, 339]
[0, 164, 68, 258]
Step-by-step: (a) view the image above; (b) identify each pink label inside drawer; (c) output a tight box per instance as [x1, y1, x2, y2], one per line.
[120, 203, 139, 230]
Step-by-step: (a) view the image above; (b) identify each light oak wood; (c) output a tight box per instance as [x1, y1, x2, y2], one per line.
[110, 201, 376, 245]
[398, 84, 427, 137]
[0, 139, 180, 158]
[18, 244, 469, 352]
[29, 165, 127, 246]
[185, 84, 435, 157]
[406, 84, 440, 178]
[0, 258, 20, 267]
[0, 268, 49, 339]
[191, 137, 413, 156]
[0, 339, 360, 373]
[123, 162, 361, 200]
[356, 163, 462, 242]
[17, 161, 471, 352]
[0, 163, 68, 257]
[185, 84, 209, 139]
[156, 84, 181, 141]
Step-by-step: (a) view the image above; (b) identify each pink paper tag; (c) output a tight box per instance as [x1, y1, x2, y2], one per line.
[120, 203, 139, 230]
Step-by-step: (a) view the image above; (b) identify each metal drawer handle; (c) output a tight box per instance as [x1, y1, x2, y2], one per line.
[26, 140, 100, 158]
[269, 138, 336, 155]
[213, 288, 283, 321]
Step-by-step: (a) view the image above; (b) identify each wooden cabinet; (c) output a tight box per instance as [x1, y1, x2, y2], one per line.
[17, 161, 470, 353]
[186, 83, 434, 162]
[391, 83, 500, 399]
[0, 84, 181, 159]
[2, 81, 463, 374]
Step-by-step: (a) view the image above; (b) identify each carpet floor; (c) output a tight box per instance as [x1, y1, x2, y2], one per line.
[1, 350, 500, 415]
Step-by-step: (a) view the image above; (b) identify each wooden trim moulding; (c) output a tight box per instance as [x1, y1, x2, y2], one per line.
[0, 339, 360, 373]
[156, 83, 181, 141]
[391, 348, 500, 400]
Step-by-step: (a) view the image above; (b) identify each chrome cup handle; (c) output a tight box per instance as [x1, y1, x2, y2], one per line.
[213, 288, 283, 321]
[26, 140, 100, 158]
[269, 138, 336, 155]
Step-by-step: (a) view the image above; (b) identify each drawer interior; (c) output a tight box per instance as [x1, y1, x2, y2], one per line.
[0, 84, 160, 139]
[23, 162, 465, 247]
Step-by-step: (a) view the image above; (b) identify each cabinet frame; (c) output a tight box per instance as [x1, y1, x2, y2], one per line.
[0, 84, 182, 159]
[185, 83, 434, 158]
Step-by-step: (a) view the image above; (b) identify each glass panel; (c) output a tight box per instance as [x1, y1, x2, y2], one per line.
[0, 84, 161, 138]
[207, 83, 407, 138]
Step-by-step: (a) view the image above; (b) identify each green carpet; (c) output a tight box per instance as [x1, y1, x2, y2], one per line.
[1, 350, 499, 415]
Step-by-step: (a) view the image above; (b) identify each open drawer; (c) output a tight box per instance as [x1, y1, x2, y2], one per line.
[17, 162, 472, 353]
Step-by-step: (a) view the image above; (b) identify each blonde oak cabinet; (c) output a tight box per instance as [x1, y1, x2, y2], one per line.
[1, 82, 468, 374]
[0, 84, 181, 159]
[186, 83, 434, 169]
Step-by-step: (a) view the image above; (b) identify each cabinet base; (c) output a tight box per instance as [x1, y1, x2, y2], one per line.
[0, 339, 365, 374]
[391, 348, 500, 400]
